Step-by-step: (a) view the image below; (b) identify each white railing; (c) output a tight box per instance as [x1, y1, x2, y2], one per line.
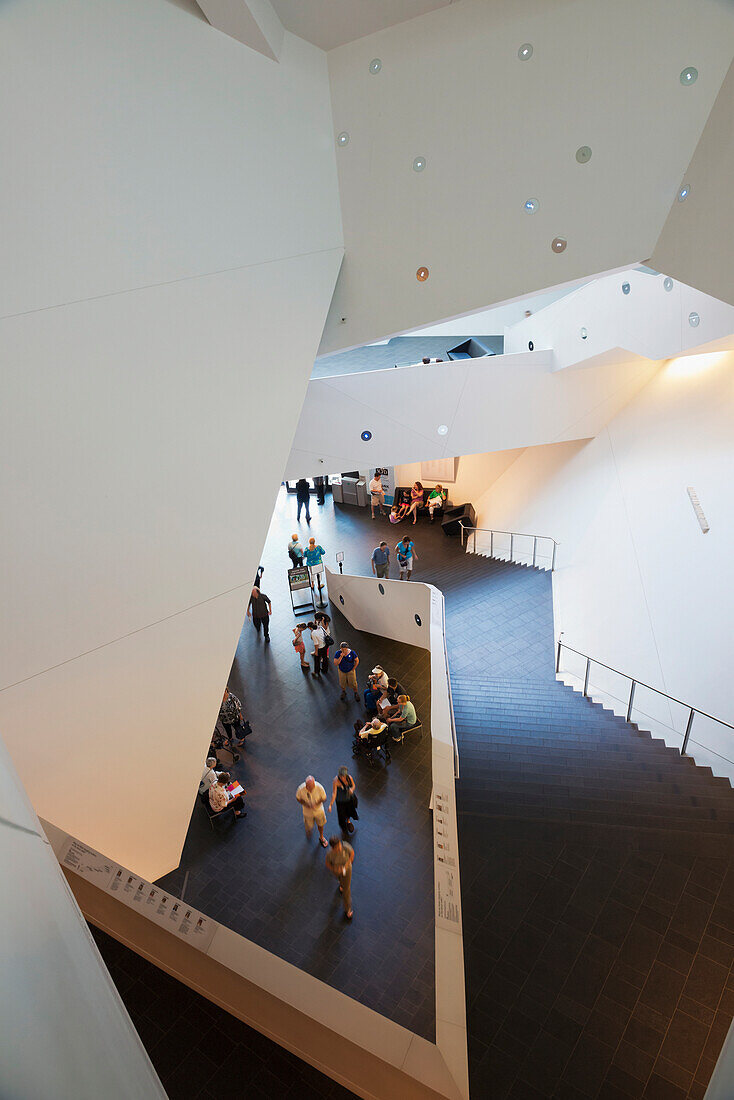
[460, 523, 558, 571]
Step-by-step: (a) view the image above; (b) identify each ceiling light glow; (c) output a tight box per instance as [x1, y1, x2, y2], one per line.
[337, 131, 349, 147]
[416, 266, 429, 282]
[688, 311, 700, 327]
[680, 67, 698, 86]
[369, 58, 382, 74]
[524, 198, 538, 213]
[576, 146, 592, 164]
[413, 156, 426, 172]
[518, 43, 533, 60]
[663, 277, 674, 291]
[551, 237, 567, 253]
[437, 424, 449, 436]
[580, 327, 588, 340]
[360, 430, 372, 441]
[678, 184, 691, 202]
[622, 282, 631, 295]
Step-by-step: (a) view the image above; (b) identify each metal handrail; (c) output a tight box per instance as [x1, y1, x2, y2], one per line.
[440, 593, 460, 779]
[460, 521, 558, 571]
[556, 640, 734, 755]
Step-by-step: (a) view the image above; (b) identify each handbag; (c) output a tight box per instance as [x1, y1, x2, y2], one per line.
[323, 631, 335, 648]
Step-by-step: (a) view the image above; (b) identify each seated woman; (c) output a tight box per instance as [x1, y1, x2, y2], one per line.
[427, 484, 447, 523]
[385, 695, 418, 741]
[406, 481, 424, 526]
[208, 772, 247, 819]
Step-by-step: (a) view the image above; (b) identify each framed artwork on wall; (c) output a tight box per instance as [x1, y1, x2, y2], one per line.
[421, 457, 458, 483]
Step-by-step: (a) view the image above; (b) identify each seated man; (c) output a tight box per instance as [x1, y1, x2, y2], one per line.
[369, 665, 389, 693]
[356, 717, 387, 741]
[385, 695, 418, 741]
[208, 772, 247, 819]
[199, 756, 222, 796]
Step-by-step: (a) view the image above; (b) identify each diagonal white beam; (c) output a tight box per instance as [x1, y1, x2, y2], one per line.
[196, 0, 284, 61]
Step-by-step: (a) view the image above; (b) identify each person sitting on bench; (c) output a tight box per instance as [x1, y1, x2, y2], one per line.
[384, 695, 418, 741]
[199, 757, 222, 796]
[208, 772, 246, 819]
[427, 484, 447, 523]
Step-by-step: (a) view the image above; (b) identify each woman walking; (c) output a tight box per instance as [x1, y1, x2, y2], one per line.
[328, 766, 357, 835]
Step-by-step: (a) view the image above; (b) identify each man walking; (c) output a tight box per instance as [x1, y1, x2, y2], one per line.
[219, 688, 248, 748]
[334, 642, 360, 701]
[371, 541, 390, 579]
[313, 475, 326, 505]
[295, 478, 311, 523]
[326, 835, 355, 920]
[296, 775, 329, 847]
[396, 535, 418, 580]
[247, 586, 272, 642]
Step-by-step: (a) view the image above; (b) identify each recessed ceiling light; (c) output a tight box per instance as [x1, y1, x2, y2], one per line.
[680, 67, 698, 86]
[576, 146, 592, 164]
[664, 277, 674, 291]
[518, 43, 533, 60]
[622, 282, 631, 295]
[524, 198, 539, 214]
[360, 429, 373, 441]
[416, 266, 429, 282]
[413, 156, 426, 172]
[551, 237, 567, 253]
[369, 58, 382, 74]
[678, 184, 691, 202]
[437, 424, 449, 436]
[528, 341, 534, 351]
[337, 131, 349, 147]
[580, 327, 588, 340]
[688, 311, 700, 327]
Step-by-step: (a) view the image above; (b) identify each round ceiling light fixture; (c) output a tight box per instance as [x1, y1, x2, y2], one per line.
[551, 237, 567, 253]
[524, 197, 539, 214]
[580, 326, 588, 340]
[416, 266, 429, 282]
[360, 429, 373, 441]
[337, 131, 350, 147]
[576, 145, 592, 164]
[413, 156, 427, 172]
[688, 311, 700, 327]
[622, 282, 631, 295]
[680, 66, 698, 86]
[528, 340, 534, 351]
[437, 424, 449, 436]
[677, 184, 691, 202]
[369, 58, 382, 74]
[663, 277, 674, 292]
[518, 43, 533, 60]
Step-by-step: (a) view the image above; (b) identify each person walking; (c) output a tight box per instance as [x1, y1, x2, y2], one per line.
[308, 619, 327, 680]
[295, 478, 311, 523]
[292, 623, 310, 672]
[313, 475, 326, 505]
[326, 835, 355, 920]
[334, 641, 360, 701]
[395, 536, 417, 580]
[369, 472, 387, 519]
[328, 766, 357, 835]
[296, 775, 329, 847]
[288, 534, 304, 567]
[371, 541, 390, 579]
[305, 537, 326, 604]
[219, 688, 248, 749]
[314, 610, 332, 673]
[246, 586, 272, 641]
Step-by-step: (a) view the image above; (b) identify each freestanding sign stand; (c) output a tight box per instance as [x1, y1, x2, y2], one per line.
[288, 566, 315, 615]
[309, 562, 328, 607]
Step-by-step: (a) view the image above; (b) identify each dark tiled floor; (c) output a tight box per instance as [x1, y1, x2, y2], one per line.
[156, 490, 437, 1040]
[89, 924, 359, 1100]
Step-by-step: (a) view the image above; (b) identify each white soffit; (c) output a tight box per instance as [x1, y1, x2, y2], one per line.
[270, 0, 454, 52]
[321, 0, 734, 355]
[196, 0, 284, 60]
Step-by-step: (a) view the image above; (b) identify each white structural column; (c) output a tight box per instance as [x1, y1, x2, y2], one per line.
[0, 733, 165, 1100]
[0, 0, 343, 882]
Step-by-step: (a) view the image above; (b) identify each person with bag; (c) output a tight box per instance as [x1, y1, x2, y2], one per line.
[219, 688, 248, 750]
[308, 619, 327, 680]
[328, 766, 358, 835]
[314, 610, 333, 673]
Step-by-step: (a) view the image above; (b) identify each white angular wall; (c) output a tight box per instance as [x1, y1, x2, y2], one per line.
[0, 0, 343, 880]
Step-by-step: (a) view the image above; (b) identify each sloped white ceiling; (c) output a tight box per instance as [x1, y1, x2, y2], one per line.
[321, 0, 734, 354]
[270, 0, 453, 51]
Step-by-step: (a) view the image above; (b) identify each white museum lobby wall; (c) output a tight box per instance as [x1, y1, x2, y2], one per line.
[0, 0, 343, 881]
[472, 350, 734, 780]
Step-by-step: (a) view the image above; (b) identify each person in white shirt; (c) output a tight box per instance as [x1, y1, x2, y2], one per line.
[199, 757, 221, 795]
[296, 775, 329, 847]
[369, 474, 387, 519]
[369, 666, 389, 693]
[208, 773, 246, 819]
[308, 620, 327, 680]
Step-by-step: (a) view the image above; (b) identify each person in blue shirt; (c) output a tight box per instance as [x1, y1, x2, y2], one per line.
[395, 536, 417, 581]
[304, 538, 325, 567]
[371, 541, 390, 579]
[333, 641, 360, 701]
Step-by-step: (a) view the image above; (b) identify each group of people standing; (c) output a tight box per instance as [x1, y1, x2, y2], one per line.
[371, 536, 417, 581]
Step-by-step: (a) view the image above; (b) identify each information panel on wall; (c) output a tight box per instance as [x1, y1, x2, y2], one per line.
[59, 836, 218, 950]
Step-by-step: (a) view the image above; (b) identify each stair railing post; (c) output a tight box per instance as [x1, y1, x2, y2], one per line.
[532, 536, 537, 568]
[681, 708, 695, 755]
[460, 522, 464, 548]
[473, 529, 477, 555]
[626, 681, 636, 723]
[551, 542, 557, 571]
[583, 657, 591, 698]
[490, 530, 494, 557]
[510, 532, 514, 561]
[556, 640, 562, 674]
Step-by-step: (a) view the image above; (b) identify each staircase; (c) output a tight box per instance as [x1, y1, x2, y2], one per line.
[445, 559, 734, 1100]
